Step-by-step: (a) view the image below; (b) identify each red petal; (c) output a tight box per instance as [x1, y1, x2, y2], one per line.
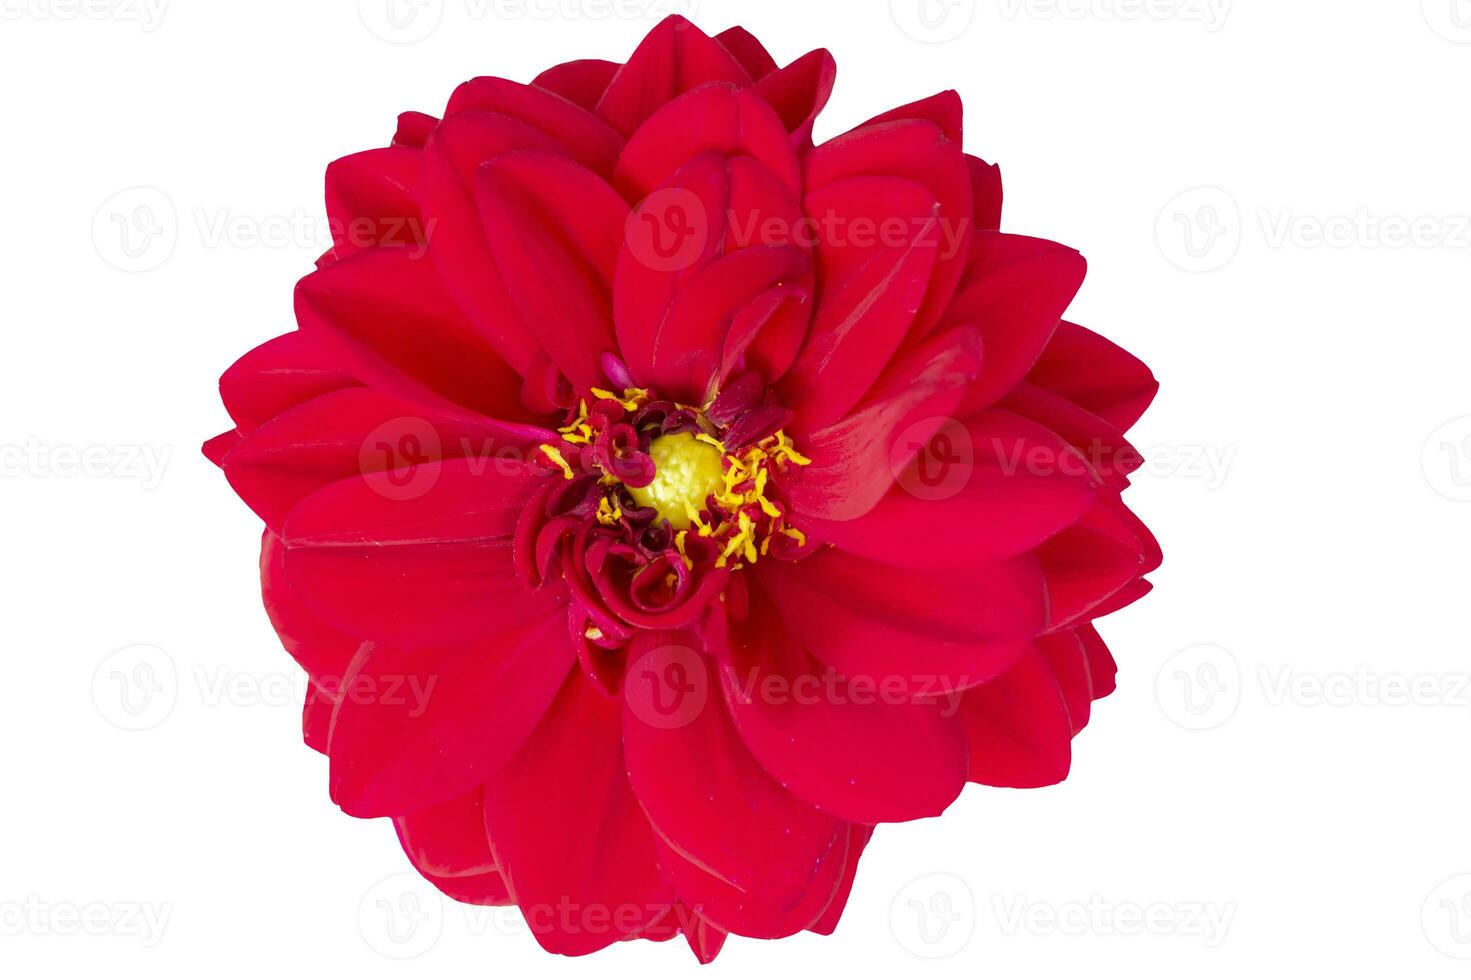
[797, 409, 1097, 567]
[218, 331, 356, 434]
[293, 245, 529, 422]
[1078, 623, 1118, 698]
[222, 386, 542, 533]
[784, 326, 981, 522]
[532, 59, 620, 111]
[758, 547, 1044, 692]
[484, 670, 670, 955]
[261, 531, 361, 681]
[474, 153, 624, 390]
[1040, 497, 1151, 630]
[1038, 630, 1093, 734]
[714, 26, 777, 79]
[328, 616, 574, 816]
[595, 15, 751, 136]
[805, 119, 972, 337]
[1025, 320, 1159, 432]
[622, 633, 848, 936]
[393, 111, 439, 148]
[809, 825, 873, 935]
[443, 76, 623, 175]
[323, 146, 423, 260]
[780, 176, 943, 431]
[279, 459, 562, 646]
[721, 586, 968, 824]
[967, 155, 1003, 231]
[419, 110, 563, 374]
[959, 647, 1072, 788]
[394, 787, 498, 877]
[753, 49, 837, 149]
[942, 233, 1087, 411]
[999, 381, 1143, 491]
[613, 82, 800, 201]
[861, 90, 963, 143]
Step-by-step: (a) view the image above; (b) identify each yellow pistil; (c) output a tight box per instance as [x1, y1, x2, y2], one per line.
[627, 431, 726, 530]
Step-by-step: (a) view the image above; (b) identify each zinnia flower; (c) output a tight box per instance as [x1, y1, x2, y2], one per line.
[204, 15, 1159, 962]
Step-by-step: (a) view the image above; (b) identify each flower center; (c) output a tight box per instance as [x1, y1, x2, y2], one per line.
[627, 432, 724, 529]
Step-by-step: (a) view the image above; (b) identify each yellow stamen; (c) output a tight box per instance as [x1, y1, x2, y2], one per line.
[539, 443, 575, 480]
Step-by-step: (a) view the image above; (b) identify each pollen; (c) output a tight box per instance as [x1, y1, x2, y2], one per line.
[627, 431, 725, 529]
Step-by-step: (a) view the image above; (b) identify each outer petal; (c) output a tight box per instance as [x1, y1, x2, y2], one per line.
[804, 118, 972, 337]
[279, 459, 562, 647]
[327, 616, 575, 817]
[797, 409, 1097, 567]
[444, 76, 623, 175]
[758, 547, 1044, 694]
[323, 146, 424, 261]
[474, 152, 625, 390]
[260, 531, 360, 681]
[959, 647, 1073, 788]
[484, 670, 670, 955]
[595, 15, 751, 136]
[784, 326, 981, 522]
[809, 825, 874, 935]
[532, 59, 620, 111]
[293, 245, 530, 422]
[942, 233, 1088, 412]
[714, 26, 777, 79]
[1025, 320, 1159, 432]
[395, 787, 518, 907]
[221, 386, 542, 533]
[613, 82, 800, 201]
[780, 176, 943, 432]
[622, 634, 848, 937]
[753, 49, 836, 149]
[720, 585, 968, 824]
[218, 331, 356, 434]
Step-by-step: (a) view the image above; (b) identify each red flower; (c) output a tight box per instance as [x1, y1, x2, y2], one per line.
[204, 16, 1159, 962]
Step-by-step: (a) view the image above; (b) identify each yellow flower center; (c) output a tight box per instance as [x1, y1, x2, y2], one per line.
[627, 432, 725, 529]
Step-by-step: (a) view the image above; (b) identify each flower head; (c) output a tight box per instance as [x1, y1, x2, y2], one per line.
[205, 16, 1160, 962]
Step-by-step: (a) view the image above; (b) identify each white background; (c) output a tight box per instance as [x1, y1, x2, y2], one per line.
[2, 0, 1469, 975]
